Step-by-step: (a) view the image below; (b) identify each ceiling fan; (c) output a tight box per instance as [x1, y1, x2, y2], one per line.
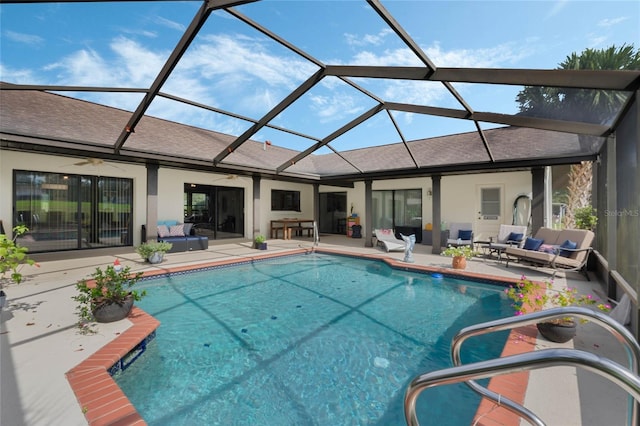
[69, 157, 125, 171]
[212, 174, 239, 182]
[73, 158, 105, 167]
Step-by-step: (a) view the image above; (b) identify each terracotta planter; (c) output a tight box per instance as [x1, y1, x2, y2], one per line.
[92, 295, 134, 323]
[452, 256, 467, 269]
[536, 320, 577, 343]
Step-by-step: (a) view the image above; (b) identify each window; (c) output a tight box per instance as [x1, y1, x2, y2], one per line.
[271, 190, 300, 212]
[481, 187, 501, 218]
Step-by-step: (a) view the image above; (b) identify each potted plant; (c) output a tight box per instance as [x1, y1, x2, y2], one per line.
[135, 241, 173, 264]
[441, 245, 477, 269]
[254, 235, 267, 250]
[505, 275, 611, 343]
[73, 264, 146, 324]
[0, 225, 37, 308]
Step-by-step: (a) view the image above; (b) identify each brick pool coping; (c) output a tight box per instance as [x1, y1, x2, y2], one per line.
[66, 248, 537, 425]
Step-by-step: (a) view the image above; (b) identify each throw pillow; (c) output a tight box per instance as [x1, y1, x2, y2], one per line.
[523, 237, 544, 251]
[559, 239, 578, 257]
[538, 244, 557, 254]
[458, 230, 473, 240]
[183, 223, 193, 236]
[169, 224, 185, 237]
[507, 232, 524, 242]
[157, 224, 170, 238]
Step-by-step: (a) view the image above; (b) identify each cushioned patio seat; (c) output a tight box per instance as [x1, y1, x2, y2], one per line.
[505, 227, 594, 280]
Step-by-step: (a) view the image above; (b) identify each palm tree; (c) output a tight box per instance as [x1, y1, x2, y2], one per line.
[516, 44, 640, 228]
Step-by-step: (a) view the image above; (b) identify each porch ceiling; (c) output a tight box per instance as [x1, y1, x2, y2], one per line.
[1, 0, 639, 183]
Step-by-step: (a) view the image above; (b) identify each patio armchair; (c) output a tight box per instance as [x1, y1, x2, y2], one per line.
[479, 224, 528, 260]
[446, 222, 474, 246]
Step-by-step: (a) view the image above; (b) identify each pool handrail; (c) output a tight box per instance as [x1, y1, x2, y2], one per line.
[450, 306, 640, 426]
[404, 347, 640, 426]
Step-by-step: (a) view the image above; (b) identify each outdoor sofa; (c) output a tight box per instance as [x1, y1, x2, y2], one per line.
[505, 227, 594, 280]
[142, 220, 209, 253]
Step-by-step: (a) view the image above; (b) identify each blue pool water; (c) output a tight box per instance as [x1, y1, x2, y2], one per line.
[115, 253, 512, 425]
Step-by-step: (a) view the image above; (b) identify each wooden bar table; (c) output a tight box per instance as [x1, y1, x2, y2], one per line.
[270, 218, 314, 240]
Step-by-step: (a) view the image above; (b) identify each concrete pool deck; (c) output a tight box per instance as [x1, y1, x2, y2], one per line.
[0, 235, 633, 425]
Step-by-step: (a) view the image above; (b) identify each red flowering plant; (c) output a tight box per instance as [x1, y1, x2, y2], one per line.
[504, 275, 611, 324]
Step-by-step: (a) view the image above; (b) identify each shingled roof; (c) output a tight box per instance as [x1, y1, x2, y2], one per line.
[1, 88, 599, 182]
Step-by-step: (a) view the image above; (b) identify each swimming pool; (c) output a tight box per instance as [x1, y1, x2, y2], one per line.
[115, 253, 512, 425]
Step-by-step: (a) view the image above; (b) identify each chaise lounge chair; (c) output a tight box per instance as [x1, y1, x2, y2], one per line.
[374, 228, 406, 252]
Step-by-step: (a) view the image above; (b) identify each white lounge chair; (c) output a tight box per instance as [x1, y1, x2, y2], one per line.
[374, 228, 405, 252]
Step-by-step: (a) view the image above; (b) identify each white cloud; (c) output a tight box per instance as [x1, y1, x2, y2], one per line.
[345, 28, 394, 47]
[0, 64, 41, 84]
[351, 41, 527, 68]
[153, 16, 185, 32]
[545, 0, 569, 19]
[4, 30, 44, 46]
[598, 17, 629, 27]
[308, 92, 365, 123]
[345, 41, 529, 112]
[109, 37, 166, 85]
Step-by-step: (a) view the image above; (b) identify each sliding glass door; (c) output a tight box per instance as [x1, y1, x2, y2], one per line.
[183, 183, 244, 239]
[13, 170, 133, 252]
[372, 189, 422, 241]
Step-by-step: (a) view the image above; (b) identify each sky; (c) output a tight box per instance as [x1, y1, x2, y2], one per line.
[1, 0, 639, 154]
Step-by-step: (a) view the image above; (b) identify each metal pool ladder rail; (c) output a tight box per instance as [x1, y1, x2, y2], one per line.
[404, 307, 640, 426]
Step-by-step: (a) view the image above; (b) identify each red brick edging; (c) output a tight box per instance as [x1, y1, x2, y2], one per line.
[66, 307, 159, 426]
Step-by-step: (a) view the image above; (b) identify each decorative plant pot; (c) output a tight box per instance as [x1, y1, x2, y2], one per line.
[452, 256, 467, 269]
[0, 290, 7, 308]
[255, 242, 267, 250]
[536, 320, 577, 343]
[92, 295, 134, 323]
[148, 252, 164, 264]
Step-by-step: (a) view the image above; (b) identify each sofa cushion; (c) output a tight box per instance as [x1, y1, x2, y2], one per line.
[183, 222, 193, 236]
[506, 247, 553, 263]
[538, 244, 557, 254]
[157, 224, 170, 238]
[559, 239, 578, 257]
[158, 220, 179, 227]
[169, 224, 185, 237]
[508, 232, 524, 242]
[458, 230, 473, 240]
[523, 237, 544, 251]
[534, 228, 560, 245]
